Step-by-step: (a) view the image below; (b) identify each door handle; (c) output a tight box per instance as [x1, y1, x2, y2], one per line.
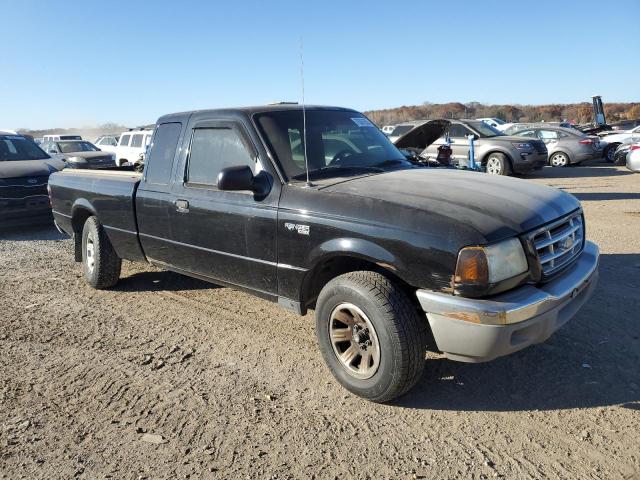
[175, 199, 189, 213]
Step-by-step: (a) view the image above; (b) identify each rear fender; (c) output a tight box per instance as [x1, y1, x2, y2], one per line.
[70, 199, 98, 261]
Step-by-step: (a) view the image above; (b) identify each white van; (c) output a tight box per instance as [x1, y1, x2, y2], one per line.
[42, 134, 82, 142]
[113, 129, 153, 167]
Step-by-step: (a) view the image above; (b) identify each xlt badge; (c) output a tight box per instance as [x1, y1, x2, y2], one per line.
[285, 223, 310, 235]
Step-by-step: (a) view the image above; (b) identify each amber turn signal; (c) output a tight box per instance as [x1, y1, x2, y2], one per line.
[454, 246, 489, 285]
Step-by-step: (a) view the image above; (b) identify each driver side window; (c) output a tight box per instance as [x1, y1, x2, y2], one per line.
[186, 127, 257, 187]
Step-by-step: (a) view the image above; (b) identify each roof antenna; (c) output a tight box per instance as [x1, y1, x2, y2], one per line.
[300, 36, 312, 187]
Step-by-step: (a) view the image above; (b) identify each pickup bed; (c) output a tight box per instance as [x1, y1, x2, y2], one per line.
[49, 105, 600, 402]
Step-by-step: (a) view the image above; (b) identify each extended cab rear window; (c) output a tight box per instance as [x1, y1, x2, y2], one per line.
[144, 123, 182, 185]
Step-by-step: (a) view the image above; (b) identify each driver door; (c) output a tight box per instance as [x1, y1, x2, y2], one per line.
[448, 124, 471, 165]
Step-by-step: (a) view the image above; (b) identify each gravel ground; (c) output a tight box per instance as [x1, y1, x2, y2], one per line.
[1, 160, 639, 480]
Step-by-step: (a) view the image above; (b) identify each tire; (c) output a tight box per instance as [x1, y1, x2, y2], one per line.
[81, 216, 121, 289]
[604, 144, 620, 163]
[484, 152, 511, 175]
[549, 152, 570, 167]
[315, 271, 428, 403]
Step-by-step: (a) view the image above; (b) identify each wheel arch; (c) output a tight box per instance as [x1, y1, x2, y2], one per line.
[299, 250, 416, 315]
[70, 200, 98, 261]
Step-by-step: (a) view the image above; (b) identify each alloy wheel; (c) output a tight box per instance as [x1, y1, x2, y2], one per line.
[86, 233, 95, 274]
[329, 303, 381, 380]
[550, 153, 568, 167]
[486, 157, 502, 174]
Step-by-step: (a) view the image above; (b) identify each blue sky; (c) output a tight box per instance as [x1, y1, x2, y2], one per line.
[1, 0, 638, 129]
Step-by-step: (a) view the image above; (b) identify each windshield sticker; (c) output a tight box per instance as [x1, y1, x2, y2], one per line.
[351, 117, 375, 128]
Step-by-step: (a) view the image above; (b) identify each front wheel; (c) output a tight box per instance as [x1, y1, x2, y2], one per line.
[484, 152, 511, 175]
[82, 216, 122, 289]
[549, 152, 570, 167]
[315, 271, 428, 403]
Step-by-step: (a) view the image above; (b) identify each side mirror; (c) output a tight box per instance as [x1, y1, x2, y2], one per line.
[217, 165, 270, 197]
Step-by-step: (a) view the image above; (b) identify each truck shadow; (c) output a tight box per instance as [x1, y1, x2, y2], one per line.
[519, 163, 632, 179]
[0, 223, 68, 241]
[396, 253, 640, 412]
[571, 192, 640, 201]
[113, 270, 217, 293]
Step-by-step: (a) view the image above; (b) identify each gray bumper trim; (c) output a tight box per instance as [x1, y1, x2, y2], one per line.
[416, 241, 599, 363]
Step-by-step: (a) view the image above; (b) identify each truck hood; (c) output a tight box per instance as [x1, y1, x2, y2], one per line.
[0, 158, 66, 179]
[64, 151, 113, 160]
[322, 169, 580, 242]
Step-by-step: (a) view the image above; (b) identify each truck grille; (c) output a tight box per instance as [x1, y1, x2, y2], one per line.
[532, 211, 584, 277]
[0, 176, 49, 200]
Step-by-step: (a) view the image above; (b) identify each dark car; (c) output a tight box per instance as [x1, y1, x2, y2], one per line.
[41, 140, 116, 169]
[48, 105, 599, 402]
[0, 132, 66, 228]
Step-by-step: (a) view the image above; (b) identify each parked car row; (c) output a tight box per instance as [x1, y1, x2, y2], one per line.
[386, 119, 603, 175]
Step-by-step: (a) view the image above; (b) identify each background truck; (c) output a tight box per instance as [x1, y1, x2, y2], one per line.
[48, 105, 599, 402]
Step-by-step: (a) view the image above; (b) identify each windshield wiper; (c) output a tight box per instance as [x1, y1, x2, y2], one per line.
[292, 164, 384, 180]
[374, 158, 412, 167]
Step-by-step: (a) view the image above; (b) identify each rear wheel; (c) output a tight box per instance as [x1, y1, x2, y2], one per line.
[315, 271, 428, 403]
[82, 216, 121, 289]
[549, 152, 570, 167]
[485, 152, 511, 175]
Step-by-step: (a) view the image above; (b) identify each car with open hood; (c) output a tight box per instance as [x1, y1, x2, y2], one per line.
[394, 119, 548, 175]
[48, 105, 598, 403]
[0, 131, 66, 228]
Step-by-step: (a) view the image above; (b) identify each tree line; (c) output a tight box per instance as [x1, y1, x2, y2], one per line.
[365, 102, 640, 126]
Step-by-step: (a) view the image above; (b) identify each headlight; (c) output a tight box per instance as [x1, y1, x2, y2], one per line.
[511, 142, 533, 150]
[454, 238, 529, 295]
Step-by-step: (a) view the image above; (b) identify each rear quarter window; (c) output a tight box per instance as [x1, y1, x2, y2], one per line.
[145, 123, 182, 185]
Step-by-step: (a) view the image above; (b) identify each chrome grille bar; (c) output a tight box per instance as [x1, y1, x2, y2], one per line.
[532, 212, 584, 277]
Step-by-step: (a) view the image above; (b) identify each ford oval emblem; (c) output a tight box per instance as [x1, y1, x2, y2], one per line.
[27, 178, 38, 184]
[562, 236, 575, 250]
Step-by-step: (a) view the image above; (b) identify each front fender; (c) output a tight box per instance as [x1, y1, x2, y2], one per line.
[308, 237, 403, 274]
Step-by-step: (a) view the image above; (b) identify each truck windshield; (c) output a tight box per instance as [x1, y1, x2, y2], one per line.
[255, 109, 411, 181]
[0, 135, 50, 161]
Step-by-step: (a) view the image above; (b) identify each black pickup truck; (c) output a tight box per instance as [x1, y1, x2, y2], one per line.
[49, 105, 600, 402]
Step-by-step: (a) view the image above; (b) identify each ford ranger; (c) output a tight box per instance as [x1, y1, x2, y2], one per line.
[48, 105, 599, 402]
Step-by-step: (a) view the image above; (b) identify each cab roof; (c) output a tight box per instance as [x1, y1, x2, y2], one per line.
[156, 105, 359, 125]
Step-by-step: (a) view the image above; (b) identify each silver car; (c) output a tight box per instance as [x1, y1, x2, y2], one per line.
[416, 119, 548, 175]
[511, 126, 602, 167]
[626, 143, 640, 173]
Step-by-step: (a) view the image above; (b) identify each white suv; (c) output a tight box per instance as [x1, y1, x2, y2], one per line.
[113, 129, 153, 167]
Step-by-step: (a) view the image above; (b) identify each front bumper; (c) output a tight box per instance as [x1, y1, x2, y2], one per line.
[416, 241, 599, 363]
[512, 151, 548, 172]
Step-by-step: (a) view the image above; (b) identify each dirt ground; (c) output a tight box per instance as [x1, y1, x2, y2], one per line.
[1, 160, 639, 480]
